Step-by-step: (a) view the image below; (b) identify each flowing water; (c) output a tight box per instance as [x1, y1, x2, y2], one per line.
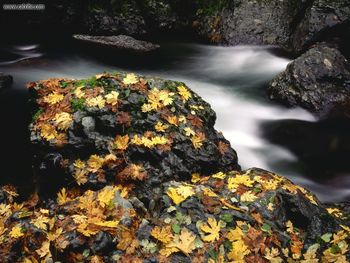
[1, 41, 349, 202]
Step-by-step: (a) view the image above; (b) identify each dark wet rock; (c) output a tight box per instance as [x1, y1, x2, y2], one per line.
[261, 117, 350, 179]
[73, 34, 160, 53]
[0, 73, 13, 90]
[28, 72, 240, 196]
[292, 0, 350, 54]
[194, 0, 310, 48]
[83, 9, 147, 37]
[268, 44, 350, 113]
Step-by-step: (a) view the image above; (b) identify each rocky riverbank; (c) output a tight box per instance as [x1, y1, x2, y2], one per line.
[0, 72, 349, 262]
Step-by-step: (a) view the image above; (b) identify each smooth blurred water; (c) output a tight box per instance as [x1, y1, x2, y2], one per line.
[1, 42, 349, 202]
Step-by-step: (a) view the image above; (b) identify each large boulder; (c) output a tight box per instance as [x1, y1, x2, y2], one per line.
[0, 167, 349, 262]
[72, 34, 160, 53]
[268, 44, 350, 113]
[27, 72, 239, 196]
[292, 0, 350, 54]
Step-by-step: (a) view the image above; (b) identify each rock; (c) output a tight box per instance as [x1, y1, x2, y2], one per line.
[0, 167, 349, 262]
[0, 73, 13, 90]
[261, 118, 350, 179]
[268, 43, 350, 113]
[27, 72, 239, 196]
[83, 9, 147, 37]
[292, 0, 350, 54]
[194, 0, 310, 48]
[73, 34, 160, 53]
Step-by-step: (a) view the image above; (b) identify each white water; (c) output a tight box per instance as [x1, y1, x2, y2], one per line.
[2, 43, 350, 202]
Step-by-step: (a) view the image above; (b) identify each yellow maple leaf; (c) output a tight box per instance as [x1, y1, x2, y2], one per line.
[191, 132, 205, 149]
[227, 174, 255, 190]
[141, 103, 153, 113]
[226, 226, 243, 242]
[191, 173, 201, 183]
[123, 73, 139, 85]
[161, 228, 196, 257]
[114, 134, 129, 151]
[151, 225, 173, 243]
[74, 86, 85, 98]
[57, 188, 69, 205]
[105, 91, 119, 106]
[40, 123, 58, 141]
[240, 191, 257, 202]
[227, 239, 250, 261]
[86, 95, 105, 109]
[31, 215, 50, 230]
[87, 154, 104, 173]
[9, 225, 24, 238]
[167, 185, 195, 205]
[155, 122, 168, 132]
[36, 241, 51, 259]
[97, 186, 115, 208]
[183, 127, 195, 137]
[74, 159, 85, 169]
[211, 172, 226, 179]
[53, 112, 73, 131]
[177, 85, 192, 101]
[166, 115, 179, 126]
[91, 219, 119, 228]
[43, 92, 64, 105]
[200, 217, 221, 242]
[74, 169, 88, 185]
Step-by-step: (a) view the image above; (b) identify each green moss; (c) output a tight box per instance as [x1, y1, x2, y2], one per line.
[32, 108, 44, 122]
[71, 98, 86, 111]
[195, 0, 231, 16]
[74, 77, 98, 88]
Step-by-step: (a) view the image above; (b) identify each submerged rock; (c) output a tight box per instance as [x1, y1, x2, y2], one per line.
[268, 44, 350, 113]
[0, 73, 13, 90]
[73, 34, 160, 53]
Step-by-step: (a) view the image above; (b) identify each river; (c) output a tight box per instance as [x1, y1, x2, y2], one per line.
[1, 40, 349, 202]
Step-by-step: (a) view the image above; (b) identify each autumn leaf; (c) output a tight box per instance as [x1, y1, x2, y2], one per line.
[31, 214, 50, 230]
[167, 185, 195, 205]
[227, 239, 250, 261]
[114, 134, 129, 151]
[40, 123, 58, 141]
[161, 228, 196, 257]
[227, 173, 255, 190]
[57, 188, 69, 205]
[151, 225, 173, 243]
[97, 186, 115, 208]
[200, 217, 221, 242]
[36, 241, 51, 259]
[87, 155, 105, 173]
[123, 73, 139, 85]
[9, 225, 24, 238]
[240, 191, 258, 202]
[117, 230, 139, 254]
[191, 132, 205, 149]
[226, 226, 244, 242]
[155, 122, 168, 132]
[74, 86, 85, 98]
[105, 91, 119, 106]
[118, 164, 147, 181]
[43, 92, 64, 105]
[177, 85, 192, 101]
[183, 127, 195, 137]
[53, 112, 73, 131]
[86, 95, 105, 109]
